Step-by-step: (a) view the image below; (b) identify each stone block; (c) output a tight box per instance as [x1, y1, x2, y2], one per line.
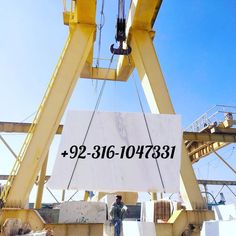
[201, 220, 236, 236]
[122, 221, 156, 236]
[213, 204, 236, 220]
[59, 201, 107, 223]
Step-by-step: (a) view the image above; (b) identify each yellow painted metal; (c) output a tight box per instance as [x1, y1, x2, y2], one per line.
[116, 56, 134, 81]
[155, 223, 173, 236]
[1, 24, 95, 208]
[34, 154, 48, 209]
[151, 192, 157, 200]
[63, 11, 70, 25]
[126, 0, 162, 32]
[0, 209, 214, 236]
[0, 122, 63, 134]
[116, 0, 162, 81]
[184, 131, 236, 143]
[120, 192, 138, 204]
[2, 121, 236, 143]
[154, 209, 215, 236]
[65, 1, 96, 85]
[131, 29, 205, 209]
[131, 30, 174, 113]
[96, 192, 138, 205]
[81, 67, 117, 81]
[185, 122, 236, 162]
[83, 191, 89, 201]
[188, 141, 229, 163]
[45, 223, 103, 236]
[0, 209, 45, 233]
[167, 210, 215, 236]
[74, 0, 96, 25]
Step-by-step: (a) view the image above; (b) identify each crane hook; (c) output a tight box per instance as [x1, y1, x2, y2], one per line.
[110, 43, 132, 55]
[110, 1, 131, 55]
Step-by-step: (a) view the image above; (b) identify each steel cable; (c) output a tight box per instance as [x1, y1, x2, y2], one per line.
[127, 56, 166, 192]
[67, 54, 114, 189]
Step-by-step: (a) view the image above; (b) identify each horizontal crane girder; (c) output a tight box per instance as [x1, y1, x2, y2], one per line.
[2, 122, 236, 142]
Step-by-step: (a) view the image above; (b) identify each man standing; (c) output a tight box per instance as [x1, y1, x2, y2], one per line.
[110, 195, 127, 236]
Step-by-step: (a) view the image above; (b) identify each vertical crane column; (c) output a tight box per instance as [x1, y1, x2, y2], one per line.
[131, 29, 205, 210]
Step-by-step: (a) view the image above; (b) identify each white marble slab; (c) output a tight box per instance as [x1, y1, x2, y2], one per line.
[122, 221, 156, 236]
[59, 201, 107, 223]
[201, 220, 236, 236]
[213, 204, 236, 220]
[48, 111, 182, 193]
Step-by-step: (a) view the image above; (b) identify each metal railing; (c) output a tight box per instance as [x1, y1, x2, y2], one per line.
[185, 105, 236, 132]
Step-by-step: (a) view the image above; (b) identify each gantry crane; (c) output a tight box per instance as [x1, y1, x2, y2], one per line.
[0, 0, 216, 235]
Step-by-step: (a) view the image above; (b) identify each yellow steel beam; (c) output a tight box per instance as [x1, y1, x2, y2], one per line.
[34, 154, 48, 209]
[131, 30, 174, 114]
[167, 209, 214, 236]
[187, 141, 229, 163]
[45, 223, 103, 236]
[126, 0, 162, 31]
[73, 0, 96, 82]
[3, 175, 236, 186]
[211, 127, 236, 134]
[2, 122, 236, 142]
[81, 67, 117, 81]
[131, 29, 205, 210]
[3, 24, 96, 208]
[116, 0, 162, 81]
[0, 175, 50, 181]
[184, 131, 236, 142]
[0, 122, 33, 134]
[64, 1, 97, 83]
[74, 0, 96, 25]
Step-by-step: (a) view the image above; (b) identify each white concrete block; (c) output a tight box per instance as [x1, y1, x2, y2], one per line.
[141, 202, 154, 222]
[103, 221, 114, 236]
[213, 204, 236, 220]
[201, 220, 236, 236]
[59, 201, 107, 223]
[122, 221, 156, 236]
[201, 221, 219, 236]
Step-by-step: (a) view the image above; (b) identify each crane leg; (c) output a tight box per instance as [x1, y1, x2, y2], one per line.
[34, 153, 48, 209]
[4, 24, 95, 208]
[131, 29, 205, 210]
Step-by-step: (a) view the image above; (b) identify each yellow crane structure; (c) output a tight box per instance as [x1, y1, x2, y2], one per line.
[0, 0, 217, 235]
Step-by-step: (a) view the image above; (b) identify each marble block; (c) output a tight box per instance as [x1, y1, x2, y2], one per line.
[122, 221, 156, 236]
[213, 204, 236, 220]
[201, 220, 236, 236]
[59, 201, 107, 223]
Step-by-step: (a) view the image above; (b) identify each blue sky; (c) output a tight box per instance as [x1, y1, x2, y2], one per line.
[0, 1, 236, 204]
